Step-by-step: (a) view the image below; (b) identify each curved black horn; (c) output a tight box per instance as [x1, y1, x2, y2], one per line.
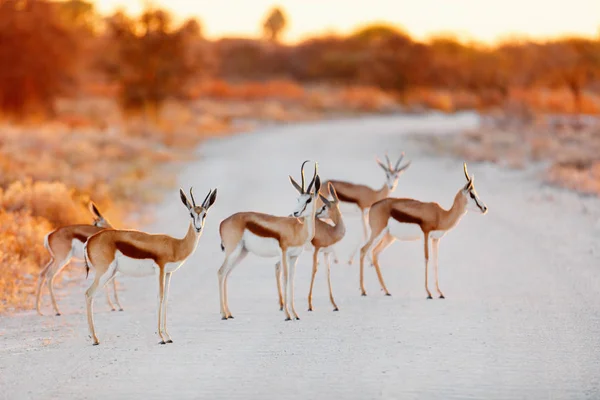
[201, 188, 212, 207]
[189, 187, 197, 207]
[384, 153, 392, 169]
[394, 152, 405, 170]
[300, 160, 310, 192]
[307, 161, 319, 193]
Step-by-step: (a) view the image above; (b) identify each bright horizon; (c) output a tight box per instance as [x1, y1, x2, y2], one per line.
[93, 0, 600, 44]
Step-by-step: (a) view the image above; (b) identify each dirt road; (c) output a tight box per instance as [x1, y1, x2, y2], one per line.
[2, 113, 599, 399]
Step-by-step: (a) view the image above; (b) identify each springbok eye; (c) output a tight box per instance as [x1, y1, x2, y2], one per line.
[469, 192, 475, 199]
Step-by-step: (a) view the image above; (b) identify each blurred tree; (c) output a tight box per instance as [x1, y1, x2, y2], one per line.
[262, 7, 287, 42]
[57, 0, 97, 35]
[537, 38, 600, 113]
[100, 8, 201, 116]
[0, 0, 80, 118]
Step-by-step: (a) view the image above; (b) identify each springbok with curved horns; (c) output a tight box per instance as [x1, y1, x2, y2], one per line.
[321, 153, 411, 264]
[35, 202, 119, 316]
[218, 160, 321, 321]
[359, 163, 488, 298]
[83, 187, 217, 345]
[275, 181, 346, 312]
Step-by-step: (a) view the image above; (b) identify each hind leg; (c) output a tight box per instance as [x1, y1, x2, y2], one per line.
[275, 262, 284, 311]
[112, 278, 124, 311]
[35, 258, 53, 315]
[218, 245, 246, 320]
[105, 285, 116, 311]
[85, 261, 117, 346]
[371, 232, 395, 296]
[48, 256, 71, 316]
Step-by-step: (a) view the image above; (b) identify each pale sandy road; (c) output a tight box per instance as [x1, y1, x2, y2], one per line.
[1, 112, 600, 399]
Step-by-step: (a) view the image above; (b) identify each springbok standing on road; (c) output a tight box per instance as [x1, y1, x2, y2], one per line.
[275, 182, 346, 312]
[321, 153, 411, 264]
[35, 202, 120, 316]
[359, 163, 488, 298]
[83, 187, 217, 345]
[218, 161, 321, 321]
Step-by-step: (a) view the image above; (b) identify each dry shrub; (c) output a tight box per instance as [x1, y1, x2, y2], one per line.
[0, 210, 52, 312]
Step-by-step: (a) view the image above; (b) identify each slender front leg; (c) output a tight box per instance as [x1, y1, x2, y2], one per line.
[275, 262, 284, 311]
[281, 250, 292, 320]
[35, 259, 53, 315]
[112, 278, 124, 311]
[157, 268, 167, 344]
[161, 272, 173, 343]
[371, 232, 395, 296]
[424, 233, 433, 299]
[359, 237, 375, 296]
[307, 249, 319, 311]
[223, 249, 247, 319]
[105, 286, 116, 311]
[288, 255, 300, 320]
[324, 253, 338, 311]
[432, 238, 444, 299]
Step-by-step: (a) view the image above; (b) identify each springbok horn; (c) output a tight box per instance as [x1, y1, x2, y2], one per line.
[307, 161, 319, 193]
[300, 160, 310, 193]
[189, 187, 197, 207]
[384, 153, 392, 169]
[463, 162, 470, 181]
[201, 188, 212, 207]
[394, 152, 405, 171]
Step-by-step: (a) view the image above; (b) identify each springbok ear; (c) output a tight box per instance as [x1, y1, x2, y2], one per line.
[89, 201, 102, 219]
[180, 188, 192, 210]
[375, 156, 388, 172]
[205, 188, 218, 209]
[289, 175, 303, 194]
[313, 175, 321, 195]
[396, 160, 411, 173]
[319, 194, 331, 206]
[328, 182, 339, 203]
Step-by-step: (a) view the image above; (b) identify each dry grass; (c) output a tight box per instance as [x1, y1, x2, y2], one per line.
[416, 114, 600, 195]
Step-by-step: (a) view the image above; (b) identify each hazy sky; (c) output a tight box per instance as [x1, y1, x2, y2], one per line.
[94, 0, 600, 43]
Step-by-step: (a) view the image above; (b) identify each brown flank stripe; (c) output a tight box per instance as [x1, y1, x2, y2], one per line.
[246, 221, 281, 241]
[115, 241, 159, 261]
[333, 189, 359, 205]
[73, 233, 88, 243]
[390, 208, 423, 225]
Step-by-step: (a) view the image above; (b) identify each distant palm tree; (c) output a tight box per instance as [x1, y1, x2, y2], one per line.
[262, 7, 287, 42]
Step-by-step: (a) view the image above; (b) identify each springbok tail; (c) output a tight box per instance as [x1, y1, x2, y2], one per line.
[83, 242, 91, 279]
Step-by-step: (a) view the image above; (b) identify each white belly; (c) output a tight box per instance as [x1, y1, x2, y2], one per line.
[429, 230, 447, 239]
[71, 239, 86, 260]
[387, 220, 423, 241]
[243, 231, 281, 258]
[165, 261, 184, 273]
[115, 252, 158, 277]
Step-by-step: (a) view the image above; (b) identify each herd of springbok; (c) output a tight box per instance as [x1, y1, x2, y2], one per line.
[35, 154, 488, 345]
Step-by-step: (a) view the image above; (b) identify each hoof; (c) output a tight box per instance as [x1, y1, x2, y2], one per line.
[279, 307, 283, 311]
[361, 292, 367, 297]
[385, 293, 392, 297]
[334, 259, 339, 264]
[285, 317, 292, 321]
[333, 308, 339, 312]
[55, 313, 61, 316]
[294, 317, 300, 321]
[308, 308, 313, 312]
[111, 309, 116, 312]
[427, 295, 433, 299]
[119, 308, 124, 311]
[92, 342, 99, 346]
[159, 340, 166, 345]
[166, 340, 173, 344]
[221, 316, 228, 320]
[438, 294, 445, 299]
[227, 315, 234, 319]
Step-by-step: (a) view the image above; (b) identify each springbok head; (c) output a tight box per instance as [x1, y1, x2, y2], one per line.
[376, 152, 411, 191]
[461, 163, 488, 214]
[316, 182, 341, 220]
[289, 160, 321, 218]
[179, 187, 218, 233]
[89, 202, 113, 229]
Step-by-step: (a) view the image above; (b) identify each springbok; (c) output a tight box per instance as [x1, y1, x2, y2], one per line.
[275, 182, 345, 312]
[321, 153, 411, 264]
[218, 161, 321, 321]
[359, 163, 487, 298]
[35, 202, 119, 316]
[83, 187, 217, 345]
